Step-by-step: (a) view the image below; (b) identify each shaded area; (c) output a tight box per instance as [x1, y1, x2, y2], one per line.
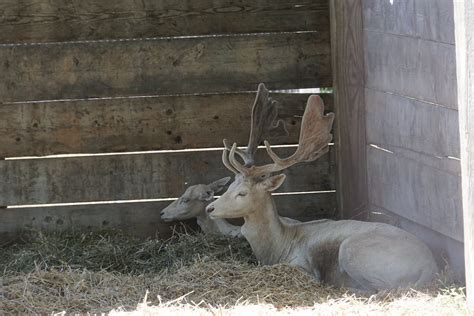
[0, 230, 466, 314]
[0, 229, 254, 275]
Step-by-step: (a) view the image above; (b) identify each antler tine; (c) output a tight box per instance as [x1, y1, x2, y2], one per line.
[223, 139, 251, 166]
[229, 143, 251, 176]
[222, 142, 239, 175]
[237, 95, 334, 177]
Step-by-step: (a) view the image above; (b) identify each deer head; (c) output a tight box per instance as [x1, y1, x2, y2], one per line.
[207, 173, 287, 218]
[160, 177, 230, 221]
[207, 94, 334, 219]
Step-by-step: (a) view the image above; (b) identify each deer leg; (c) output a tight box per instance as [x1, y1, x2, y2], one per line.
[338, 234, 394, 292]
[338, 231, 436, 292]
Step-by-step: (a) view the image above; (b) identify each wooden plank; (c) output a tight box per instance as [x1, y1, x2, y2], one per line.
[330, 0, 368, 219]
[0, 32, 331, 103]
[0, 93, 333, 157]
[363, 0, 455, 44]
[453, 0, 474, 308]
[0, 0, 330, 44]
[0, 203, 194, 241]
[0, 147, 335, 206]
[367, 144, 460, 178]
[367, 145, 463, 242]
[364, 30, 457, 109]
[366, 88, 460, 159]
[0, 192, 336, 240]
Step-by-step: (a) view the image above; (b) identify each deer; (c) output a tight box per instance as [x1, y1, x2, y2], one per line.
[160, 84, 298, 237]
[206, 90, 439, 292]
[160, 177, 298, 237]
[160, 177, 243, 237]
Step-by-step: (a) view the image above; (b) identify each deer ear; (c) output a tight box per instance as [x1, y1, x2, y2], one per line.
[199, 190, 215, 201]
[208, 176, 231, 193]
[260, 174, 286, 192]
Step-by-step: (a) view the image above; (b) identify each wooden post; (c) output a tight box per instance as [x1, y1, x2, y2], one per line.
[330, 0, 368, 219]
[453, 0, 474, 309]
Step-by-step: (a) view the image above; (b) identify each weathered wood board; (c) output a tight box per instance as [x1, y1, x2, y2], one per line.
[0, 192, 337, 240]
[363, 0, 455, 44]
[454, 0, 474, 307]
[366, 88, 460, 159]
[330, 0, 368, 218]
[367, 145, 463, 242]
[0, 0, 330, 43]
[0, 147, 335, 206]
[0, 0, 337, 243]
[362, 0, 464, 277]
[364, 31, 457, 108]
[0, 93, 333, 157]
[0, 32, 331, 102]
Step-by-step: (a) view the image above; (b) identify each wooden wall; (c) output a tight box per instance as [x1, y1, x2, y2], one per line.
[453, 0, 474, 307]
[361, 0, 464, 274]
[0, 1, 335, 240]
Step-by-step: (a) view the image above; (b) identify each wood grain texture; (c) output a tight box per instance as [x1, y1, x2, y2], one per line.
[364, 31, 457, 109]
[0, 32, 331, 103]
[0, 192, 337, 240]
[0, 147, 335, 205]
[0, 203, 195, 241]
[453, 0, 474, 308]
[368, 144, 460, 178]
[0, 93, 333, 157]
[0, 0, 330, 43]
[330, 0, 368, 219]
[367, 145, 463, 242]
[362, 0, 464, 277]
[365, 88, 460, 160]
[363, 0, 455, 44]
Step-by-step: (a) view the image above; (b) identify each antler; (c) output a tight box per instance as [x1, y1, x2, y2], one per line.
[223, 83, 288, 169]
[226, 95, 334, 177]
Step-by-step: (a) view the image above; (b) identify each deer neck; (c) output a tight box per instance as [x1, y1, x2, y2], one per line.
[196, 208, 218, 233]
[241, 194, 294, 265]
[197, 208, 232, 235]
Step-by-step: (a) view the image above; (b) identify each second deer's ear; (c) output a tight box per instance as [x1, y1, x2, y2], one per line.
[208, 176, 231, 193]
[199, 190, 215, 201]
[260, 174, 286, 192]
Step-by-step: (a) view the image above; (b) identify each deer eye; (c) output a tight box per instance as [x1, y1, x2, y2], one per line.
[181, 198, 190, 204]
[237, 191, 248, 197]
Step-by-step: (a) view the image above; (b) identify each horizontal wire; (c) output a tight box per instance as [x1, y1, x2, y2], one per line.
[6, 190, 336, 209]
[5, 143, 334, 160]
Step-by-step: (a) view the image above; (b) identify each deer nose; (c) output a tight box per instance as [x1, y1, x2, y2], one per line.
[206, 205, 215, 214]
[160, 211, 165, 216]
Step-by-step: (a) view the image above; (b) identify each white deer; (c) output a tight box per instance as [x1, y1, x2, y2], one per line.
[206, 93, 438, 292]
[160, 177, 243, 237]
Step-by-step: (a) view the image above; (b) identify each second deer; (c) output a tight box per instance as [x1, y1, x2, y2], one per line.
[160, 177, 242, 237]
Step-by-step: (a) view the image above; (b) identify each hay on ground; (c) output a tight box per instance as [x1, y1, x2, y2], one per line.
[1, 261, 346, 314]
[0, 229, 254, 275]
[0, 230, 468, 315]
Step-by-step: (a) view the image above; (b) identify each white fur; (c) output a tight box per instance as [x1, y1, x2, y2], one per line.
[207, 174, 438, 292]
